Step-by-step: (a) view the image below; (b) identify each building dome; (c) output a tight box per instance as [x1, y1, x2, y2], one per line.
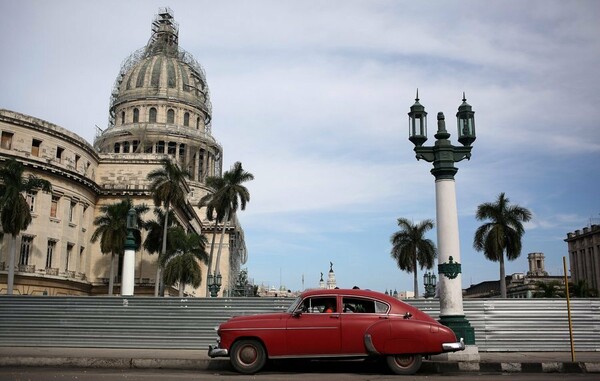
[114, 54, 210, 122]
[107, 8, 212, 129]
[94, 7, 222, 186]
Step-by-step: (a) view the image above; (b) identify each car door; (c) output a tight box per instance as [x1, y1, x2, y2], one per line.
[340, 296, 390, 355]
[285, 295, 341, 355]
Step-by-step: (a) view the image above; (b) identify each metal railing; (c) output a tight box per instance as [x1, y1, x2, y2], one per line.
[0, 296, 597, 352]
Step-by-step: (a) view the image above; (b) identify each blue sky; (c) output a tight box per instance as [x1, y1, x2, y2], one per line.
[1, 0, 599, 294]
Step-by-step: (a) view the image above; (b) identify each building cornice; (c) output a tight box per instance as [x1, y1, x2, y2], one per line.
[0, 109, 99, 160]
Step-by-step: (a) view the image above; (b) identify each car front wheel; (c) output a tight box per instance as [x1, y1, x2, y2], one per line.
[386, 354, 422, 375]
[230, 339, 267, 374]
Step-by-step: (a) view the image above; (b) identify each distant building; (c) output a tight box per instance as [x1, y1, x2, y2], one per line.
[386, 289, 415, 299]
[464, 253, 567, 298]
[318, 262, 337, 290]
[565, 223, 600, 293]
[326, 262, 337, 289]
[397, 290, 415, 299]
[256, 284, 297, 298]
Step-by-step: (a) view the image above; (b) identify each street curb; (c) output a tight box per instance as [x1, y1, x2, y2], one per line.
[1, 357, 599, 373]
[422, 361, 597, 373]
[0, 357, 222, 370]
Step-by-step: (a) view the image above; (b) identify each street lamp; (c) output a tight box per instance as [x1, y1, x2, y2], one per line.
[408, 91, 476, 346]
[207, 272, 222, 297]
[423, 271, 437, 298]
[122, 208, 137, 296]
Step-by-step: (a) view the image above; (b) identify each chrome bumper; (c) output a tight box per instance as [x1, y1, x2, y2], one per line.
[208, 343, 229, 358]
[442, 338, 465, 352]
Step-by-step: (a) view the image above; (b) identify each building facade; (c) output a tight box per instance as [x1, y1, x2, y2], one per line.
[565, 223, 600, 294]
[0, 8, 246, 297]
[464, 253, 567, 298]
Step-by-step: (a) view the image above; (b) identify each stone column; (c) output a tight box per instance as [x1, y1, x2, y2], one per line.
[435, 179, 464, 317]
[122, 246, 135, 296]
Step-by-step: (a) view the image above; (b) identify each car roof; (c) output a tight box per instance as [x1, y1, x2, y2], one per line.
[299, 288, 398, 303]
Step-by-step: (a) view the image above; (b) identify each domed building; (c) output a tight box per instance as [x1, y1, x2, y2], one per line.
[0, 8, 246, 297]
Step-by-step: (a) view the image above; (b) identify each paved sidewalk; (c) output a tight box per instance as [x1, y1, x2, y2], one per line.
[0, 347, 599, 374]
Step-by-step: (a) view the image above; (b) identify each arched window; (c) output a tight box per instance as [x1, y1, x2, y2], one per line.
[184, 112, 190, 127]
[167, 109, 175, 124]
[123, 141, 130, 153]
[133, 108, 139, 123]
[121, 111, 125, 125]
[196, 117, 200, 129]
[149, 107, 157, 123]
[113, 143, 120, 153]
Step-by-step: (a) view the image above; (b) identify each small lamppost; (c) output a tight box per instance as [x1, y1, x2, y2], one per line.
[207, 272, 222, 297]
[423, 271, 437, 298]
[122, 208, 137, 296]
[408, 91, 476, 346]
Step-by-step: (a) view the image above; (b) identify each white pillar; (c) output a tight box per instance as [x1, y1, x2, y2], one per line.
[435, 178, 464, 317]
[122, 248, 135, 296]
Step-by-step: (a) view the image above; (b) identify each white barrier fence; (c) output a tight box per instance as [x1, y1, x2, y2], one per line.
[0, 296, 598, 351]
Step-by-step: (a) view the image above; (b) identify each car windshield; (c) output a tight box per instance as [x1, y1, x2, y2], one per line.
[286, 296, 302, 313]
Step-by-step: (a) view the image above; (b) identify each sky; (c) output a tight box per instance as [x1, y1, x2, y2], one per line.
[1, 0, 599, 295]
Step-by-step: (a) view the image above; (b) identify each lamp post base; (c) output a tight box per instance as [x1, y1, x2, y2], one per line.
[439, 314, 476, 345]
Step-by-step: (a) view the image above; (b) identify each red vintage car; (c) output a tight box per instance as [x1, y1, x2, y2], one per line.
[208, 288, 464, 374]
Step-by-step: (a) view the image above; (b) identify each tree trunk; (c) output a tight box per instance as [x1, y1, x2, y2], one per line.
[179, 282, 184, 297]
[108, 252, 115, 296]
[154, 267, 161, 297]
[413, 255, 419, 298]
[6, 235, 16, 295]
[158, 202, 170, 297]
[499, 253, 507, 298]
[205, 218, 219, 297]
[213, 208, 230, 297]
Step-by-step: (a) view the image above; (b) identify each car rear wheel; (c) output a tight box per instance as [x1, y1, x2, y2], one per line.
[386, 354, 422, 375]
[230, 339, 267, 374]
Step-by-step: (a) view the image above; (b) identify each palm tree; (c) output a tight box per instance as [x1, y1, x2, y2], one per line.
[91, 198, 147, 295]
[142, 208, 180, 292]
[0, 159, 51, 295]
[147, 158, 190, 296]
[198, 176, 227, 296]
[209, 162, 253, 295]
[390, 218, 437, 298]
[473, 192, 532, 298]
[534, 281, 563, 298]
[160, 227, 209, 296]
[570, 279, 597, 298]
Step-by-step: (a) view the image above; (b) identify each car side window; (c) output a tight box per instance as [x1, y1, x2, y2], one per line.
[298, 296, 337, 313]
[342, 297, 389, 314]
[375, 301, 389, 314]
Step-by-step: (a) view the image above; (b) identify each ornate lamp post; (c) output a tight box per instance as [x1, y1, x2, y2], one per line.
[207, 272, 222, 298]
[423, 271, 437, 298]
[408, 91, 476, 346]
[122, 208, 137, 296]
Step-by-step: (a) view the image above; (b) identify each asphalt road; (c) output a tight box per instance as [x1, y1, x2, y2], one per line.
[0, 367, 598, 381]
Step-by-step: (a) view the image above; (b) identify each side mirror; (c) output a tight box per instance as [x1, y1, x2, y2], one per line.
[403, 312, 413, 320]
[293, 310, 303, 318]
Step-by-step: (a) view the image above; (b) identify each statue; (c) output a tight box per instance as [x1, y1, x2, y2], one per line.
[329, 261, 333, 272]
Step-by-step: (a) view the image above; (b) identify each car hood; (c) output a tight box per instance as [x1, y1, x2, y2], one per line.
[221, 312, 287, 327]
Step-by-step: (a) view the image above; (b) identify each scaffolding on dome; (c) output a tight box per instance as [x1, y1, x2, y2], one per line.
[147, 7, 179, 56]
[104, 8, 212, 130]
